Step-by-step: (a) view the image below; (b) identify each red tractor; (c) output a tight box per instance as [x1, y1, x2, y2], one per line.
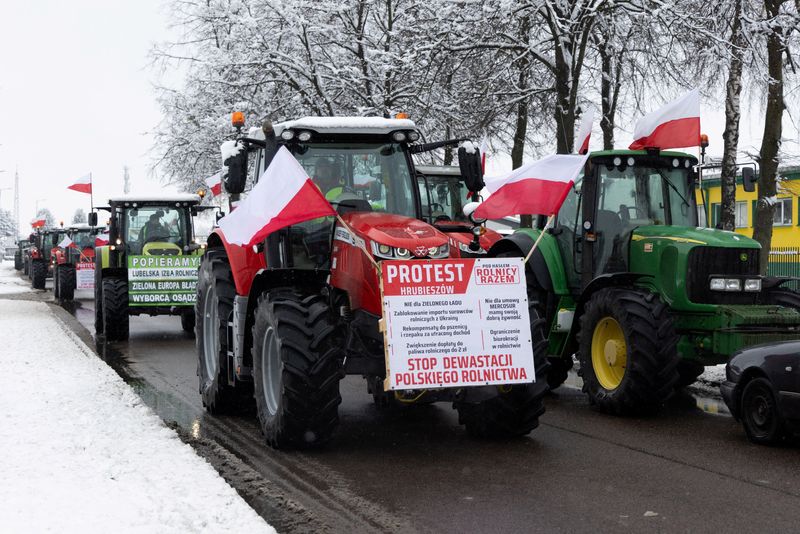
[197, 116, 549, 448]
[415, 164, 503, 256]
[28, 228, 65, 289]
[51, 223, 101, 301]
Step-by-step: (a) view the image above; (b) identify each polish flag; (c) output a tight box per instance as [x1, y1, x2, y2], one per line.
[58, 236, 75, 249]
[205, 171, 222, 196]
[218, 146, 335, 246]
[475, 154, 588, 219]
[31, 218, 46, 228]
[629, 88, 701, 150]
[67, 174, 92, 194]
[575, 109, 594, 155]
[95, 232, 110, 247]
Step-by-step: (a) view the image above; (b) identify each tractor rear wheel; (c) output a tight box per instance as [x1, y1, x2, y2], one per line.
[181, 309, 195, 335]
[59, 265, 76, 301]
[454, 303, 549, 438]
[31, 260, 46, 290]
[578, 288, 679, 415]
[102, 277, 129, 341]
[196, 251, 250, 414]
[741, 377, 784, 445]
[53, 265, 62, 299]
[252, 289, 343, 448]
[14, 252, 22, 270]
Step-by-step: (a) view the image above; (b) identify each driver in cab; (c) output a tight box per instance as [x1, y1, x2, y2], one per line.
[313, 159, 345, 201]
[141, 211, 169, 243]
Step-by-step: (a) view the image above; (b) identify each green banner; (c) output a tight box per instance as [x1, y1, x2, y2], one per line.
[127, 255, 200, 307]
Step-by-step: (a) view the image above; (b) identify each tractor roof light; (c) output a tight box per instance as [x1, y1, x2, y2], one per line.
[297, 130, 312, 142]
[700, 133, 709, 148]
[395, 112, 409, 119]
[407, 130, 420, 142]
[280, 129, 296, 141]
[232, 111, 246, 128]
[392, 131, 407, 142]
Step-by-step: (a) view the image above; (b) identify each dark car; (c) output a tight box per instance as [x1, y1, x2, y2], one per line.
[721, 340, 800, 444]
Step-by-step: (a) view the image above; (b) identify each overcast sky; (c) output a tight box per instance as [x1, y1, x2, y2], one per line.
[1, 1, 798, 233]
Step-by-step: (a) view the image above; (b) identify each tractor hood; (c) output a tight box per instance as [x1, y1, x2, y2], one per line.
[436, 221, 502, 251]
[341, 212, 448, 249]
[631, 225, 760, 249]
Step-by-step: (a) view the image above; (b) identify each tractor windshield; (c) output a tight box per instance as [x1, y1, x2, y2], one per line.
[292, 142, 417, 218]
[71, 230, 94, 249]
[417, 174, 466, 223]
[124, 206, 189, 254]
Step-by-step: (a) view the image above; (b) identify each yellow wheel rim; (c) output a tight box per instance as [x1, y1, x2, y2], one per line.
[591, 317, 627, 390]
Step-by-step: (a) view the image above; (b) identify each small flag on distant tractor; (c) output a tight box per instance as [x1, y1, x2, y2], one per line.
[475, 154, 588, 219]
[58, 236, 76, 249]
[205, 171, 223, 196]
[67, 174, 92, 194]
[575, 109, 594, 155]
[31, 218, 46, 228]
[95, 232, 110, 247]
[629, 88, 701, 150]
[218, 146, 336, 247]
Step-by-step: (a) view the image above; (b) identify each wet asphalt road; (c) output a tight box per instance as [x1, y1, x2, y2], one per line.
[32, 284, 800, 533]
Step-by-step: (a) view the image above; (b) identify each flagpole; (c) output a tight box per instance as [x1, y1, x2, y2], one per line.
[89, 172, 94, 221]
[523, 214, 555, 265]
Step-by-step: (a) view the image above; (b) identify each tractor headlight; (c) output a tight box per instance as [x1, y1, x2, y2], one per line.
[396, 247, 410, 258]
[744, 278, 761, 292]
[428, 244, 450, 259]
[458, 241, 486, 254]
[710, 278, 726, 291]
[725, 279, 741, 291]
[377, 244, 392, 256]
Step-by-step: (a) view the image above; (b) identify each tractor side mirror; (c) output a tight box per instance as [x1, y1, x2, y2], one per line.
[222, 140, 248, 195]
[88, 212, 98, 227]
[742, 167, 757, 193]
[458, 145, 485, 197]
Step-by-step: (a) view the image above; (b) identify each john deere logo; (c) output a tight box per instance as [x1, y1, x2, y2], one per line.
[740, 253, 748, 262]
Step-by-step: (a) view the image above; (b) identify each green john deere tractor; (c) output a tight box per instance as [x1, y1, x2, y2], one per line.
[489, 149, 800, 414]
[93, 195, 213, 341]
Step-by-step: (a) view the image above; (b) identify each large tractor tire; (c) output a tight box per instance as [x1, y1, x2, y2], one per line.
[251, 289, 343, 448]
[496, 250, 571, 391]
[53, 265, 61, 299]
[196, 251, 250, 414]
[181, 309, 196, 335]
[102, 277, 129, 341]
[765, 287, 800, 311]
[577, 288, 679, 415]
[31, 260, 47, 290]
[14, 251, 22, 270]
[454, 303, 550, 438]
[59, 265, 76, 302]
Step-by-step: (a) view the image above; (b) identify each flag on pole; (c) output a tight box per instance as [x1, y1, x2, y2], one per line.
[67, 174, 92, 194]
[31, 218, 46, 228]
[474, 154, 588, 219]
[479, 137, 489, 174]
[205, 171, 223, 196]
[575, 109, 594, 155]
[58, 236, 75, 249]
[218, 146, 336, 247]
[95, 232, 110, 247]
[629, 88, 701, 150]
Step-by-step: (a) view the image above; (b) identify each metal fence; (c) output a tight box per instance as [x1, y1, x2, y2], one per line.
[768, 247, 800, 289]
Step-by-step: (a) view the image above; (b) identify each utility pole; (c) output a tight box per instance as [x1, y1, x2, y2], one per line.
[13, 169, 19, 238]
[123, 165, 130, 194]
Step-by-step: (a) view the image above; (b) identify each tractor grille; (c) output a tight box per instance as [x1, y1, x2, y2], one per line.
[686, 247, 760, 305]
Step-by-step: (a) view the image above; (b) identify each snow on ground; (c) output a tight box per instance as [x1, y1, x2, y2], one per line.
[0, 298, 274, 533]
[0, 261, 33, 294]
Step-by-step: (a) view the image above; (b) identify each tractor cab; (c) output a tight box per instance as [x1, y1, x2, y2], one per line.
[415, 164, 502, 256]
[107, 196, 200, 256]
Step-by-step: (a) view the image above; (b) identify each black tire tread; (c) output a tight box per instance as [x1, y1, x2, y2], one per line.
[60, 265, 76, 301]
[31, 260, 47, 290]
[577, 288, 680, 415]
[252, 289, 343, 449]
[102, 277, 129, 341]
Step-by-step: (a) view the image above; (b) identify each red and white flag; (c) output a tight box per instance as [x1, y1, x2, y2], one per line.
[95, 232, 110, 247]
[205, 171, 222, 196]
[629, 88, 701, 150]
[479, 137, 488, 174]
[31, 218, 46, 228]
[58, 236, 75, 249]
[218, 146, 336, 246]
[475, 154, 588, 219]
[67, 174, 92, 194]
[575, 109, 594, 155]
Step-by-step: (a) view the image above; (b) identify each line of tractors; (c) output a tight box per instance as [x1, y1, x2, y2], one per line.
[12, 113, 800, 450]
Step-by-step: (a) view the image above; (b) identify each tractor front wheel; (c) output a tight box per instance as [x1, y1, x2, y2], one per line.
[59, 265, 76, 301]
[102, 277, 129, 341]
[765, 287, 800, 311]
[53, 265, 61, 299]
[454, 303, 549, 438]
[196, 251, 250, 414]
[577, 288, 679, 415]
[252, 289, 343, 448]
[181, 309, 195, 335]
[31, 260, 46, 290]
[14, 252, 22, 270]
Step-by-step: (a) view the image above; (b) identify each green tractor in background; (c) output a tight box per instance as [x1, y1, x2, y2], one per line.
[93, 195, 213, 341]
[489, 149, 800, 414]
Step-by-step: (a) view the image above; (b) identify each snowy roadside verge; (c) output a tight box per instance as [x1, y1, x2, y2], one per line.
[0, 298, 275, 533]
[0, 261, 33, 294]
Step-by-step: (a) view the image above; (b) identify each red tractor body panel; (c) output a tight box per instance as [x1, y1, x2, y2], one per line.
[442, 222, 503, 257]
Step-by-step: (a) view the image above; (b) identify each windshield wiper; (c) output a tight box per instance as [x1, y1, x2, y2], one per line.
[658, 169, 690, 207]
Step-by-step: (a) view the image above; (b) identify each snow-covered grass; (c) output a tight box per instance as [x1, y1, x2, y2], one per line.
[0, 261, 32, 294]
[0, 298, 274, 533]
